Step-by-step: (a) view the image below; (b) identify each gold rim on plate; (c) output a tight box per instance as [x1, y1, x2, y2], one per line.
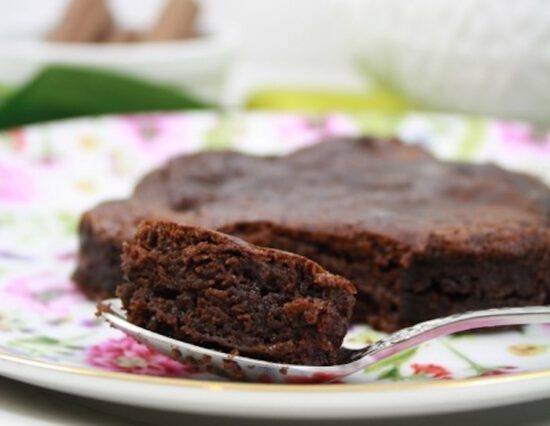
[1, 349, 550, 393]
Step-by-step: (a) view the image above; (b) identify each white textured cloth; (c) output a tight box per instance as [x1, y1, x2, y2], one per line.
[353, 0, 550, 122]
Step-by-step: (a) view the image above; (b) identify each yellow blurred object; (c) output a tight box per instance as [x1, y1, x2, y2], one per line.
[246, 87, 411, 113]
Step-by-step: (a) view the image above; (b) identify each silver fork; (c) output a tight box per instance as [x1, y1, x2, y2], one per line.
[98, 298, 550, 383]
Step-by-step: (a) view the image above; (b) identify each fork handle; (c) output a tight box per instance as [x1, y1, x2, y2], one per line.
[360, 306, 550, 365]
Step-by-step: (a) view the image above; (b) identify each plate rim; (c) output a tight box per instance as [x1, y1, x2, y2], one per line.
[2, 348, 550, 393]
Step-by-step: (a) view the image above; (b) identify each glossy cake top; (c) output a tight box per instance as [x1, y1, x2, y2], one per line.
[133, 138, 550, 249]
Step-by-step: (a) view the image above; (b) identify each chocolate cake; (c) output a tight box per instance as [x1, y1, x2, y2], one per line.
[74, 137, 550, 332]
[72, 199, 188, 299]
[118, 220, 356, 365]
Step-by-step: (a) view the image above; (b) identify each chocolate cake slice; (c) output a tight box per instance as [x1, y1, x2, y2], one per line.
[118, 220, 356, 366]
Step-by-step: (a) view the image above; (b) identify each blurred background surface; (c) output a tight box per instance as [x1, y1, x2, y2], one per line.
[1, 0, 549, 129]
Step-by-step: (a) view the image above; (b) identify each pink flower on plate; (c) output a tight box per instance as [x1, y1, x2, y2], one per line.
[478, 366, 518, 377]
[0, 160, 34, 204]
[323, 114, 359, 136]
[117, 113, 191, 165]
[495, 122, 550, 156]
[411, 363, 452, 380]
[86, 337, 196, 377]
[277, 114, 358, 150]
[3, 273, 84, 317]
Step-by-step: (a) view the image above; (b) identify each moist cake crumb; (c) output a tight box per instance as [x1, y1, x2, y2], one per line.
[117, 220, 356, 365]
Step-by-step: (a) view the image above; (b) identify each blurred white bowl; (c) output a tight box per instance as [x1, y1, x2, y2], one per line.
[0, 25, 239, 103]
[352, 0, 550, 123]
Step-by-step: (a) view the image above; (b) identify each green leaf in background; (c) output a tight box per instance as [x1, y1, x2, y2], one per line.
[0, 65, 213, 130]
[0, 83, 14, 102]
[246, 86, 410, 113]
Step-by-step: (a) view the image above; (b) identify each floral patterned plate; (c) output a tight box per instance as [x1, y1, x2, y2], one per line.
[0, 112, 549, 419]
